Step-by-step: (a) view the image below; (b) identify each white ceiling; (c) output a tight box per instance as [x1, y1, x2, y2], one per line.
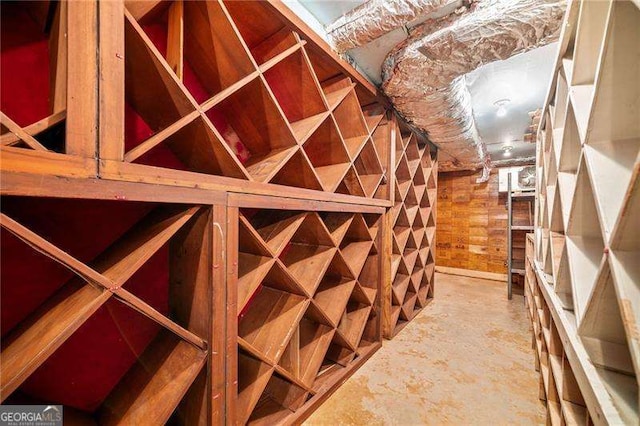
[467, 43, 557, 162]
[297, 0, 557, 165]
[299, 0, 366, 25]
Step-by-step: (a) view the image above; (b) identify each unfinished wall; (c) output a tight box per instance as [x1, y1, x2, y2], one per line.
[436, 169, 507, 275]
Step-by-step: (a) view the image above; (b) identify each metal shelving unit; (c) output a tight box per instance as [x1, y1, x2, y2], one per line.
[507, 173, 535, 299]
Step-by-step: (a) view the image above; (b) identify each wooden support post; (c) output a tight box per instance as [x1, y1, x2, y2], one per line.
[211, 204, 227, 425]
[49, 1, 67, 114]
[66, 1, 97, 158]
[98, 0, 125, 161]
[382, 208, 393, 338]
[225, 206, 240, 425]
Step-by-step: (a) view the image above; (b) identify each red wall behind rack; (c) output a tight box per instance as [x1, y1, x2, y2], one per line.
[1, 196, 169, 413]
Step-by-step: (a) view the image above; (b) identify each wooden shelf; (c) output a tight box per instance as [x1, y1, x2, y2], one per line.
[97, 330, 207, 425]
[354, 139, 384, 198]
[571, 0, 611, 86]
[303, 116, 352, 192]
[308, 276, 356, 328]
[1, 1, 408, 424]
[1, 201, 210, 402]
[262, 49, 327, 142]
[565, 162, 605, 320]
[335, 302, 372, 350]
[206, 77, 298, 183]
[233, 206, 383, 423]
[239, 285, 308, 365]
[386, 121, 437, 338]
[280, 318, 335, 388]
[244, 210, 306, 257]
[237, 351, 274, 425]
[0, 200, 211, 420]
[224, 2, 294, 67]
[332, 91, 369, 159]
[81, 1, 396, 200]
[534, 1, 640, 422]
[247, 373, 308, 425]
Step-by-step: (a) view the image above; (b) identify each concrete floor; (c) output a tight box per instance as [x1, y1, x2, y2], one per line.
[305, 273, 546, 425]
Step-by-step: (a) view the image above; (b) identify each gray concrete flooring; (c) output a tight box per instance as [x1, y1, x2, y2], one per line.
[305, 272, 546, 425]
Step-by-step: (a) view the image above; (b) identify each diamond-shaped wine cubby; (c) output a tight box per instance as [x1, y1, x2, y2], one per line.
[386, 118, 437, 338]
[70, 1, 395, 200]
[1, 196, 220, 424]
[0, 3, 68, 154]
[532, 1, 640, 423]
[234, 207, 382, 424]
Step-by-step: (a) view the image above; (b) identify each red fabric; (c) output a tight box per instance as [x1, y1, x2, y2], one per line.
[0, 4, 50, 126]
[141, 22, 209, 104]
[1, 197, 171, 412]
[140, 21, 250, 165]
[204, 108, 250, 165]
[124, 102, 188, 171]
[1, 198, 154, 336]
[20, 248, 169, 412]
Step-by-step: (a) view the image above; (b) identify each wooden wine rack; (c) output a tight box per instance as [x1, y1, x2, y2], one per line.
[0, 195, 226, 424]
[0, 1, 437, 424]
[229, 198, 383, 424]
[385, 124, 438, 338]
[0, 1, 390, 203]
[534, 0, 639, 423]
[525, 235, 594, 425]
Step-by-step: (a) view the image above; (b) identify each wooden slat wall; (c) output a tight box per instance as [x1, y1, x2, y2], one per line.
[436, 170, 507, 274]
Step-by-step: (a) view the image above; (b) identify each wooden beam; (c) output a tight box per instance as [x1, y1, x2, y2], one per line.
[98, 0, 125, 161]
[382, 209, 394, 338]
[49, 1, 67, 114]
[0, 113, 48, 151]
[0, 146, 94, 178]
[100, 159, 392, 208]
[66, 0, 98, 157]
[0, 112, 66, 147]
[210, 205, 228, 424]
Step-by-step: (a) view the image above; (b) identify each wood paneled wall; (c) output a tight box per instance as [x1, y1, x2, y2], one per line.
[436, 170, 507, 274]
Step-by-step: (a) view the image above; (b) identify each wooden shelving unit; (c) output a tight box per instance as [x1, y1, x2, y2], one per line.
[118, 1, 389, 200]
[0, 196, 221, 424]
[534, 0, 640, 423]
[525, 235, 594, 426]
[0, 1, 390, 204]
[506, 176, 535, 299]
[0, 1, 437, 424]
[386, 124, 438, 338]
[231, 202, 383, 424]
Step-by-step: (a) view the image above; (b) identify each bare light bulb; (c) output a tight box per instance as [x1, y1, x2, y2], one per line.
[496, 105, 507, 117]
[502, 144, 513, 157]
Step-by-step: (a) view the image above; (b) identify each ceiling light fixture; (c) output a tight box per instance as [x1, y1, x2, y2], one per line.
[502, 144, 514, 157]
[494, 99, 511, 118]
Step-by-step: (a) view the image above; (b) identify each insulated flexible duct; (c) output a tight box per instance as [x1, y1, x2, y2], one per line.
[381, 0, 565, 174]
[327, 0, 463, 53]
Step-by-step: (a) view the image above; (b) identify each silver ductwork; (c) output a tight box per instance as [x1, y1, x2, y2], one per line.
[327, 0, 466, 54]
[491, 156, 536, 168]
[381, 0, 565, 173]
